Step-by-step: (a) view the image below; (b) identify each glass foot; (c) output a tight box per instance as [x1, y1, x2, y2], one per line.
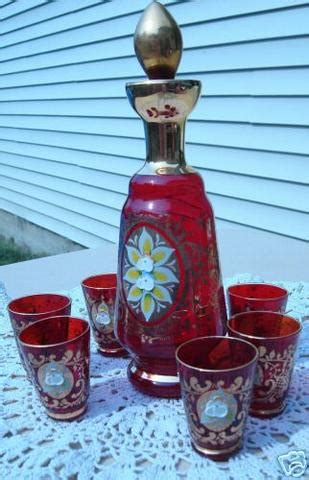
[250, 403, 285, 418]
[192, 439, 242, 460]
[47, 405, 86, 421]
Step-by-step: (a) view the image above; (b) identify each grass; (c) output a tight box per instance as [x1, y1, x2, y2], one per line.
[0, 237, 44, 266]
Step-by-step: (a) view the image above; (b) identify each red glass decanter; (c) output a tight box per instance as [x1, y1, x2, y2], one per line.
[115, 1, 227, 398]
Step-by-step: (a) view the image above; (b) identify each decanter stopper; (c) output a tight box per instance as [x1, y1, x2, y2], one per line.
[134, 1, 183, 79]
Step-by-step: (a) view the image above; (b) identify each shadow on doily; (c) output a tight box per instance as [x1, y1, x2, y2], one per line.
[89, 350, 129, 377]
[85, 374, 158, 421]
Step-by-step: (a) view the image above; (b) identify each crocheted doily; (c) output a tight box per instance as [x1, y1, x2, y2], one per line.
[0, 275, 308, 480]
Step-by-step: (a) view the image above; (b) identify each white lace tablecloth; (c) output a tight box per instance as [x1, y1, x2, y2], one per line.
[0, 275, 308, 480]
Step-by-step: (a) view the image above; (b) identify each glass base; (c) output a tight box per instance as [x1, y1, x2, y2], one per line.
[250, 403, 285, 418]
[47, 405, 86, 421]
[192, 439, 242, 460]
[128, 359, 180, 398]
[98, 345, 128, 357]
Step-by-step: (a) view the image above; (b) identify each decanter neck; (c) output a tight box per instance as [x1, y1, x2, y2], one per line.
[145, 121, 185, 165]
[126, 80, 201, 171]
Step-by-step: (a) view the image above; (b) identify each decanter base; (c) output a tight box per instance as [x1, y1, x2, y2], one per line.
[128, 359, 181, 398]
[98, 346, 128, 357]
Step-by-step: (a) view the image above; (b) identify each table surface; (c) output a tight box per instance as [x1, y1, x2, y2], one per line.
[1, 227, 308, 479]
[1, 276, 308, 480]
[0, 226, 308, 297]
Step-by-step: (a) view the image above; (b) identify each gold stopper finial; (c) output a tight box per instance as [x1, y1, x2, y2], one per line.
[134, 1, 183, 79]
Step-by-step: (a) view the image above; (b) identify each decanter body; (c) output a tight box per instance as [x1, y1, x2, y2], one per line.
[115, 79, 227, 398]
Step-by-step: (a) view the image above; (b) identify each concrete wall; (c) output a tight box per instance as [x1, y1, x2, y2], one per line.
[0, 209, 84, 255]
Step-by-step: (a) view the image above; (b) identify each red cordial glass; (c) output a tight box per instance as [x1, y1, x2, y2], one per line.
[8, 293, 71, 371]
[227, 283, 288, 316]
[8, 293, 72, 334]
[18, 316, 90, 421]
[227, 311, 301, 417]
[176, 336, 258, 459]
[81, 274, 127, 357]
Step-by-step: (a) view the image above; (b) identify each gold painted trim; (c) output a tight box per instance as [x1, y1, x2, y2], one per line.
[18, 316, 90, 348]
[192, 439, 242, 457]
[129, 362, 179, 384]
[126, 79, 192, 88]
[98, 346, 125, 355]
[250, 403, 285, 417]
[47, 406, 86, 420]
[228, 311, 302, 341]
[176, 336, 258, 373]
[81, 273, 117, 291]
[227, 283, 288, 302]
[8, 293, 71, 316]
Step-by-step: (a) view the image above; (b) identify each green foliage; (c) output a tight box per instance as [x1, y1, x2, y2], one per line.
[0, 237, 43, 266]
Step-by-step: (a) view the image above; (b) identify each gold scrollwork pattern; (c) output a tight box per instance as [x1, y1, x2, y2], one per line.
[255, 344, 296, 404]
[121, 215, 224, 342]
[27, 350, 89, 410]
[85, 293, 116, 345]
[12, 318, 28, 335]
[182, 376, 253, 446]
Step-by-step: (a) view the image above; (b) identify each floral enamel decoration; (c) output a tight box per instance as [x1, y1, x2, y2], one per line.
[146, 104, 179, 119]
[37, 361, 74, 400]
[136, 93, 190, 124]
[197, 389, 238, 432]
[123, 227, 179, 322]
[28, 349, 89, 410]
[83, 290, 120, 350]
[204, 396, 228, 419]
[95, 300, 112, 328]
[182, 376, 253, 446]
[45, 364, 64, 386]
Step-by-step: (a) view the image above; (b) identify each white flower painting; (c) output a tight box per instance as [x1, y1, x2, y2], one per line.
[123, 227, 179, 322]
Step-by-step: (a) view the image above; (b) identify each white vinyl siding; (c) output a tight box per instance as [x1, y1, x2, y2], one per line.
[0, 0, 308, 247]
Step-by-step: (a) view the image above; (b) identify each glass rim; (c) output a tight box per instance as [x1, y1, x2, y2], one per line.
[18, 315, 90, 348]
[175, 335, 258, 373]
[126, 79, 201, 88]
[227, 310, 302, 341]
[227, 283, 288, 302]
[7, 293, 71, 316]
[81, 273, 117, 291]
